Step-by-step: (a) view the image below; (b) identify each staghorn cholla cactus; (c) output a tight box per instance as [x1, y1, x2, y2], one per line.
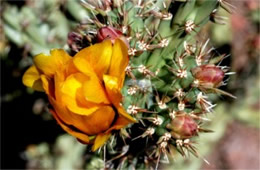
[17, 0, 236, 169]
[68, 0, 236, 169]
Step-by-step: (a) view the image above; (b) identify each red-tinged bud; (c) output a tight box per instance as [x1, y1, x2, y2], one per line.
[169, 114, 198, 139]
[97, 26, 129, 47]
[192, 64, 225, 88]
[97, 26, 123, 42]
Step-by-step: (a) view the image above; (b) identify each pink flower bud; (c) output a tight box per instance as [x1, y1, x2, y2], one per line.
[97, 26, 123, 42]
[192, 64, 224, 88]
[97, 26, 129, 48]
[170, 114, 198, 139]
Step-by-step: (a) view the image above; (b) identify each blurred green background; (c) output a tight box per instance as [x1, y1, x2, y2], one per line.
[1, 0, 259, 169]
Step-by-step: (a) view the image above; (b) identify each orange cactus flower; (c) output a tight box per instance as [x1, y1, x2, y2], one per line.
[22, 39, 136, 151]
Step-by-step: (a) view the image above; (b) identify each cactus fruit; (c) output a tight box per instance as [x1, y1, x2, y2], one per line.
[192, 64, 225, 89]
[167, 112, 198, 139]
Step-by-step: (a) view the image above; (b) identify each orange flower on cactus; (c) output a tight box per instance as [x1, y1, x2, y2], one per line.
[22, 39, 136, 151]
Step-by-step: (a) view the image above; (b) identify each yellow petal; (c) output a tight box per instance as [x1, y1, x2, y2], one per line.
[50, 109, 90, 144]
[73, 40, 113, 79]
[92, 115, 135, 151]
[105, 116, 133, 134]
[103, 74, 136, 123]
[65, 60, 79, 76]
[82, 106, 115, 135]
[34, 49, 71, 77]
[22, 65, 44, 91]
[117, 106, 137, 123]
[40, 75, 55, 98]
[54, 68, 66, 103]
[109, 39, 129, 88]
[48, 97, 96, 135]
[92, 133, 111, 151]
[82, 73, 110, 104]
[60, 73, 98, 115]
[103, 74, 122, 105]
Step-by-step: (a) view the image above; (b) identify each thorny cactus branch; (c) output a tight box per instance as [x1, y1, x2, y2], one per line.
[9, 0, 237, 169]
[65, 0, 236, 169]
